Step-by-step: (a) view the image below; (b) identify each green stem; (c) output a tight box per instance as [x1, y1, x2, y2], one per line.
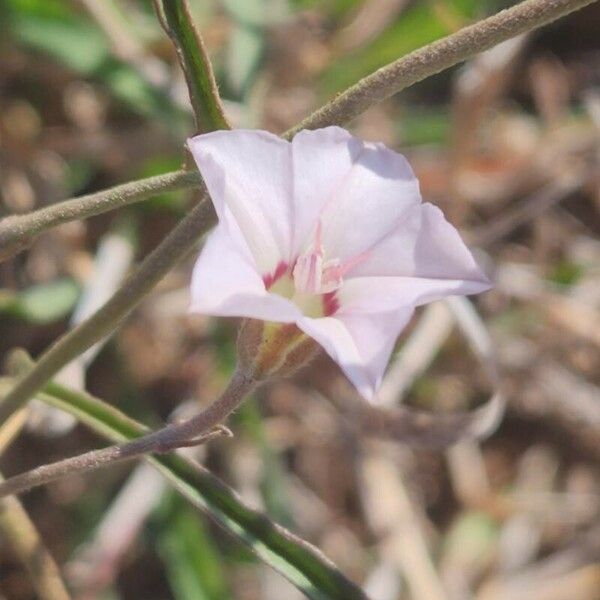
[0, 373, 369, 600]
[0, 197, 217, 423]
[285, 0, 597, 136]
[1, 0, 594, 424]
[0, 358, 254, 499]
[0, 170, 200, 261]
[155, 0, 230, 132]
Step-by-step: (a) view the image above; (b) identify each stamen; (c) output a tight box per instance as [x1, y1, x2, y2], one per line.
[293, 252, 323, 294]
[320, 258, 342, 293]
[292, 220, 358, 296]
[292, 220, 327, 295]
[292, 221, 371, 298]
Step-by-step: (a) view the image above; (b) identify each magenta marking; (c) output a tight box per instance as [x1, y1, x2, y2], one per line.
[322, 292, 339, 316]
[262, 261, 288, 289]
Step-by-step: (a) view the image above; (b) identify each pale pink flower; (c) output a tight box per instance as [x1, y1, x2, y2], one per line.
[188, 127, 490, 400]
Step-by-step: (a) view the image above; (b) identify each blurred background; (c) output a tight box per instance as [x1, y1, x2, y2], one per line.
[1, 1, 599, 599]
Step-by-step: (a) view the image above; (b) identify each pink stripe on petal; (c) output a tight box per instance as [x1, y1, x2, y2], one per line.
[322, 292, 339, 316]
[339, 248, 371, 277]
[262, 260, 288, 289]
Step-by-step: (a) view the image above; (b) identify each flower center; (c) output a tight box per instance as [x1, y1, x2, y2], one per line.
[292, 222, 343, 295]
[265, 222, 368, 318]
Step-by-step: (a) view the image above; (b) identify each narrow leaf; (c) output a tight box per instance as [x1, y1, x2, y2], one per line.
[20, 378, 368, 600]
[0, 279, 80, 324]
[158, 495, 230, 600]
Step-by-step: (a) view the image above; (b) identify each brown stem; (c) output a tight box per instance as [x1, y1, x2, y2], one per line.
[286, 0, 597, 136]
[0, 170, 200, 261]
[154, 0, 230, 132]
[0, 369, 255, 499]
[0, 0, 594, 425]
[0, 414, 70, 600]
[0, 198, 216, 424]
[0, 482, 72, 600]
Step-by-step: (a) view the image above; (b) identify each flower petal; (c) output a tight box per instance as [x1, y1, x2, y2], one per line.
[297, 309, 414, 400]
[290, 127, 363, 256]
[338, 202, 491, 313]
[189, 225, 300, 322]
[316, 139, 421, 263]
[348, 202, 488, 281]
[188, 130, 293, 277]
[338, 275, 490, 314]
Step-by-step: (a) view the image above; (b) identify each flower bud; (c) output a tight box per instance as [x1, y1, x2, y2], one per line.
[237, 319, 319, 381]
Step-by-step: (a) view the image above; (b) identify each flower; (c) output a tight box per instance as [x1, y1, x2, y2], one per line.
[188, 127, 490, 400]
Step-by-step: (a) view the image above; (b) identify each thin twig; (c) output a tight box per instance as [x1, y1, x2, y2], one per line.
[375, 302, 455, 406]
[360, 453, 448, 600]
[0, 170, 200, 261]
[0, 197, 216, 423]
[468, 165, 593, 247]
[0, 478, 72, 600]
[2, 0, 590, 262]
[286, 0, 597, 136]
[0, 381, 370, 600]
[0, 408, 29, 454]
[0, 0, 592, 426]
[0, 367, 253, 499]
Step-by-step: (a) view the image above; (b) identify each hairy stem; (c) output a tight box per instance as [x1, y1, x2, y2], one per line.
[0, 368, 255, 498]
[155, 0, 230, 132]
[0, 197, 216, 423]
[0, 0, 594, 424]
[0, 170, 200, 261]
[286, 0, 597, 136]
[2, 0, 589, 262]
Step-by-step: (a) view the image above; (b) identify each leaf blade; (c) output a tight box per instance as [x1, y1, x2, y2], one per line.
[28, 379, 368, 600]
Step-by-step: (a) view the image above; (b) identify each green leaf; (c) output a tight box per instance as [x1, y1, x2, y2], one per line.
[158, 494, 230, 600]
[6, 0, 187, 130]
[547, 261, 585, 287]
[238, 398, 293, 526]
[399, 108, 451, 146]
[23, 378, 368, 600]
[442, 511, 499, 570]
[322, 0, 478, 95]
[11, 11, 108, 74]
[226, 22, 265, 98]
[0, 279, 80, 324]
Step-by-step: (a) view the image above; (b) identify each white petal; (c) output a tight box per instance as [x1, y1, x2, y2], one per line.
[297, 309, 414, 400]
[188, 130, 293, 277]
[316, 139, 421, 263]
[338, 275, 490, 314]
[189, 225, 300, 322]
[290, 127, 362, 255]
[338, 202, 491, 312]
[348, 202, 488, 282]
